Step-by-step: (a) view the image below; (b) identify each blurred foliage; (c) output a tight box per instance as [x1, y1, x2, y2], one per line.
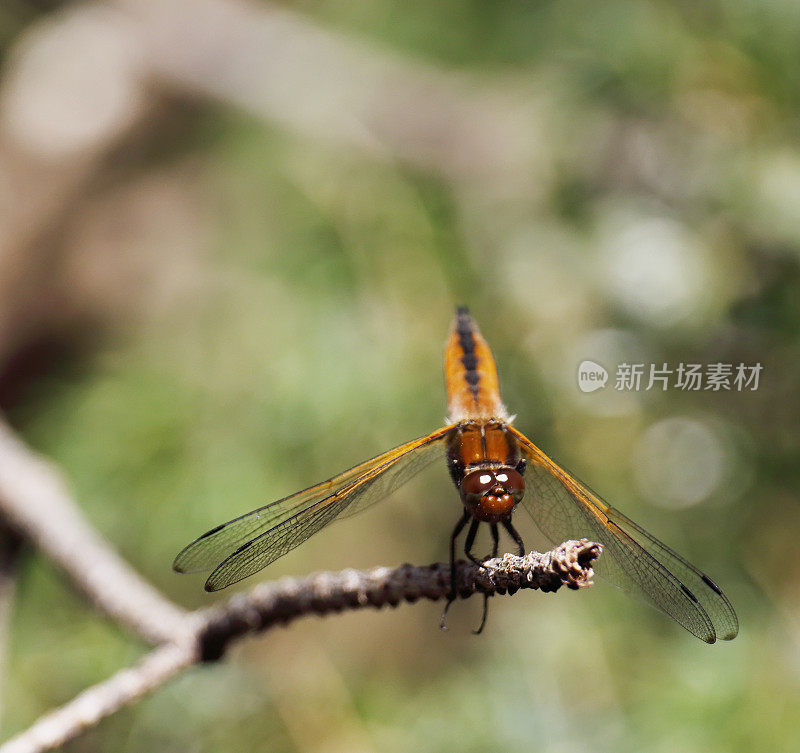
[3, 0, 800, 752]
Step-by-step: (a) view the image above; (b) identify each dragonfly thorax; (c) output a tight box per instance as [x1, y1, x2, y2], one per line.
[460, 466, 524, 523]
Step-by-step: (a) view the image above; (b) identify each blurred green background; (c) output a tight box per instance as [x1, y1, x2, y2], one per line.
[1, 0, 799, 751]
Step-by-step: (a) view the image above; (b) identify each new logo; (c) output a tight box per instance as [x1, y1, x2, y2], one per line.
[577, 360, 608, 393]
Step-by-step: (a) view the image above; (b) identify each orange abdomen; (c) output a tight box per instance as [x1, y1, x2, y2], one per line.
[444, 308, 507, 422]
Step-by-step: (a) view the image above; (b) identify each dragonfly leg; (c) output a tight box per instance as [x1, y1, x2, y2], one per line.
[473, 590, 490, 635]
[449, 510, 471, 594]
[463, 518, 483, 567]
[501, 518, 526, 556]
[440, 510, 470, 630]
[490, 523, 499, 558]
[464, 518, 493, 634]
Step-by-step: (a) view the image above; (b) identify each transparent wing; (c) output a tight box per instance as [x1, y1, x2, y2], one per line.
[174, 454, 395, 574]
[509, 427, 738, 643]
[174, 426, 454, 591]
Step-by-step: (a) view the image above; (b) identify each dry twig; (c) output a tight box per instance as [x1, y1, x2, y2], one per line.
[0, 540, 601, 753]
[0, 391, 601, 753]
[0, 418, 188, 645]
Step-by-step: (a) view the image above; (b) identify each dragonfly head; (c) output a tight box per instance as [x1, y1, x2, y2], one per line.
[461, 466, 524, 523]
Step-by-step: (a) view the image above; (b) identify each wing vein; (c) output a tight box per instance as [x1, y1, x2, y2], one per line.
[508, 426, 736, 642]
[173, 426, 455, 590]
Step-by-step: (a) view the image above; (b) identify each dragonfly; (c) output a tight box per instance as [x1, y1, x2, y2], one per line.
[174, 307, 738, 643]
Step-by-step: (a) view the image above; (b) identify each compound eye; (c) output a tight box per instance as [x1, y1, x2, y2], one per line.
[495, 468, 525, 500]
[461, 470, 495, 497]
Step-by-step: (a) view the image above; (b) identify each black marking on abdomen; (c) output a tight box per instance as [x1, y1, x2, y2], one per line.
[456, 307, 480, 401]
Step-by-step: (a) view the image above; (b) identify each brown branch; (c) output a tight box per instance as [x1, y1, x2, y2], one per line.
[0, 540, 601, 753]
[0, 419, 188, 645]
[116, 0, 544, 187]
[197, 542, 601, 660]
[0, 3, 155, 368]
